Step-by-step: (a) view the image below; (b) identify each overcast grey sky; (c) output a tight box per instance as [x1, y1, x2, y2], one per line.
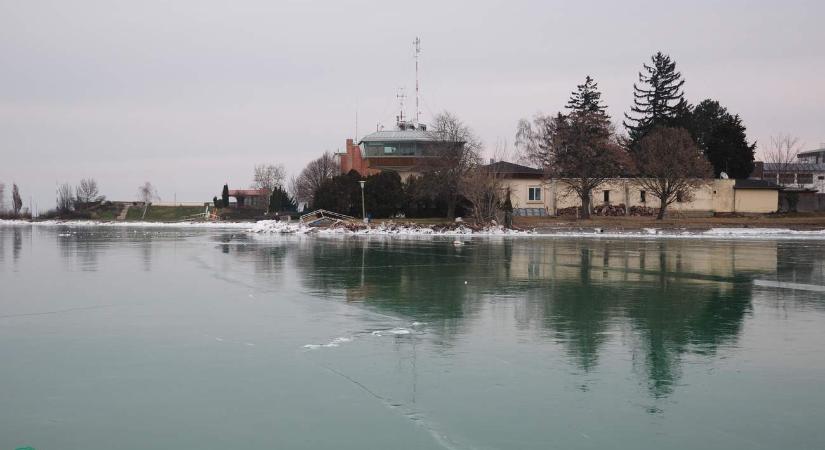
[1, 0, 824, 210]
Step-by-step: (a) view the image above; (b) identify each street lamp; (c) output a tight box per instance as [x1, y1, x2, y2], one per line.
[359, 180, 367, 224]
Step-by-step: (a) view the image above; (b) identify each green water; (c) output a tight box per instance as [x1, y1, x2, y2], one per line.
[1, 226, 824, 450]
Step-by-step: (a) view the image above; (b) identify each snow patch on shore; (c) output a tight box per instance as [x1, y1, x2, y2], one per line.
[5, 219, 825, 240]
[248, 220, 531, 236]
[702, 227, 825, 237]
[535, 227, 825, 240]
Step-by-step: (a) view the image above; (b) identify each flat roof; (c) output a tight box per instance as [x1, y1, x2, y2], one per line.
[735, 179, 780, 190]
[798, 148, 825, 157]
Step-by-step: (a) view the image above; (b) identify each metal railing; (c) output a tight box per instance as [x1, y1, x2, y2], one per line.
[299, 209, 357, 226]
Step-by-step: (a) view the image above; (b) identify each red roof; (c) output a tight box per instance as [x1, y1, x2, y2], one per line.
[229, 189, 270, 197]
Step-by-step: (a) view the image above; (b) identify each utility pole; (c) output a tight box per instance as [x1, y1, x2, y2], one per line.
[359, 180, 366, 224]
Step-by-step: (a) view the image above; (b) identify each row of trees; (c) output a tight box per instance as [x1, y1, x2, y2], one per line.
[516, 51, 758, 219]
[0, 182, 24, 216]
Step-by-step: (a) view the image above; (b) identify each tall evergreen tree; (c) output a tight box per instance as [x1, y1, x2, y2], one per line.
[269, 186, 297, 213]
[517, 77, 632, 219]
[12, 183, 23, 215]
[687, 99, 755, 178]
[566, 75, 607, 114]
[221, 184, 229, 208]
[624, 52, 689, 146]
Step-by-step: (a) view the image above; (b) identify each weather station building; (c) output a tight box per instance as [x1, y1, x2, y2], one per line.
[338, 37, 462, 180]
[340, 118, 461, 180]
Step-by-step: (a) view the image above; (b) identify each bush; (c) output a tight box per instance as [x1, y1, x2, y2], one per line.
[312, 170, 362, 217]
[364, 171, 404, 218]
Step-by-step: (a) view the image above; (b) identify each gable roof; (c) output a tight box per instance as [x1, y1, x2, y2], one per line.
[484, 161, 543, 176]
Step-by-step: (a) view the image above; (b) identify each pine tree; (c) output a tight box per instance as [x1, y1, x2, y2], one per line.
[566, 75, 607, 115]
[686, 99, 755, 178]
[269, 186, 297, 213]
[12, 183, 23, 215]
[221, 184, 229, 208]
[624, 52, 689, 146]
[517, 78, 631, 219]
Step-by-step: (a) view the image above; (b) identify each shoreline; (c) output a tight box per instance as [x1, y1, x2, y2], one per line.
[3, 218, 825, 240]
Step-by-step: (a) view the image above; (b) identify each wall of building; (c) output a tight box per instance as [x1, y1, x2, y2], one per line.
[500, 178, 777, 215]
[503, 179, 548, 211]
[735, 189, 779, 213]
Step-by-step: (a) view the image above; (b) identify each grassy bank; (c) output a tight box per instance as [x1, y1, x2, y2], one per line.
[125, 205, 207, 222]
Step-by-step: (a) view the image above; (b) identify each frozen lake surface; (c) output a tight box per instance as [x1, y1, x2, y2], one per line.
[1, 225, 824, 449]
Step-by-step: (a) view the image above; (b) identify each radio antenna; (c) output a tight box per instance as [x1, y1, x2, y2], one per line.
[413, 37, 421, 125]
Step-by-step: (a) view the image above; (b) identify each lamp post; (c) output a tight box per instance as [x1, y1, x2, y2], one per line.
[359, 180, 367, 224]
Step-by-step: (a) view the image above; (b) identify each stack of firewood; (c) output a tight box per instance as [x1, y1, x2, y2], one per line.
[628, 205, 658, 216]
[592, 203, 627, 216]
[555, 206, 579, 217]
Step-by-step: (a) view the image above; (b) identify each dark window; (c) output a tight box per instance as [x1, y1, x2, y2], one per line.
[640, 190, 646, 203]
[676, 191, 684, 203]
[779, 173, 796, 184]
[818, 176, 824, 181]
[798, 173, 813, 184]
[528, 187, 541, 201]
[603, 190, 610, 203]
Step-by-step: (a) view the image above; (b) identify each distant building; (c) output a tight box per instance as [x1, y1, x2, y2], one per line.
[339, 121, 462, 180]
[228, 189, 269, 209]
[797, 146, 825, 164]
[751, 160, 825, 193]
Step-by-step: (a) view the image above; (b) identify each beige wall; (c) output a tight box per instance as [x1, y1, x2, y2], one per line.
[501, 178, 777, 215]
[735, 189, 779, 213]
[503, 179, 549, 211]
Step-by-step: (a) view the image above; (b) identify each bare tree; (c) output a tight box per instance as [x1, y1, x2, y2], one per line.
[633, 127, 713, 220]
[460, 164, 503, 225]
[75, 178, 103, 204]
[138, 182, 159, 203]
[421, 111, 483, 219]
[763, 134, 803, 187]
[137, 182, 160, 219]
[56, 182, 74, 212]
[517, 112, 631, 219]
[252, 164, 286, 193]
[0, 182, 5, 212]
[12, 183, 23, 215]
[291, 151, 339, 204]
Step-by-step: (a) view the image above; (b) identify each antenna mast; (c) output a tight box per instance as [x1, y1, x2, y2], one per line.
[396, 87, 406, 125]
[413, 37, 421, 125]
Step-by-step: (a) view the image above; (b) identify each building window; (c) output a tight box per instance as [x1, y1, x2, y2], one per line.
[798, 173, 813, 184]
[640, 190, 646, 203]
[676, 191, 684, 203]
[528, 187, 541, 201]
[603, 190, 610, 203]
[779, 173, 796, 185]
[818, 176, 824, 180]
[383, 146, 396, 154]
